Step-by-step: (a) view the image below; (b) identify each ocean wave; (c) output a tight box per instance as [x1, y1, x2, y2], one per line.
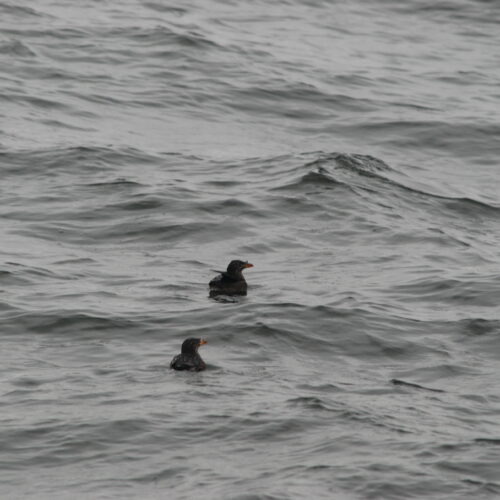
[4, 311, 136, 336]
[267, 152, 500, 221]
[393, 276, 500, 307]
[0, 3, 44, 18]
[0, 146, 161, 175]
[0, 39, 36, 57]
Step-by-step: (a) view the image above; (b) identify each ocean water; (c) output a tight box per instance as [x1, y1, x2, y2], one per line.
[1, 0, 500, 498]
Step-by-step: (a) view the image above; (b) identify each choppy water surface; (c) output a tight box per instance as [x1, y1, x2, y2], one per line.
[1, 0, 500, 498]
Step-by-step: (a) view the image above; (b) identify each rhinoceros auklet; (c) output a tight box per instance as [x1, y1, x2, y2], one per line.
[170, 338, 207, 371]
[209, 260, 253, 296]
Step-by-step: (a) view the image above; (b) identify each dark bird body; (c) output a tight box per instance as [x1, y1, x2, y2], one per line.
[170, 338, 207, 371]
[209, 260, 253, 296]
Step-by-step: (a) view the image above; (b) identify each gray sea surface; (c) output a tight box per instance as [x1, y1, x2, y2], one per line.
[1, 0, 500, 498]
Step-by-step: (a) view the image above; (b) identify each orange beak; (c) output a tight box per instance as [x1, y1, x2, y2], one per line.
[244, 263, 254, 269]
[199, 339, 207, 346]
